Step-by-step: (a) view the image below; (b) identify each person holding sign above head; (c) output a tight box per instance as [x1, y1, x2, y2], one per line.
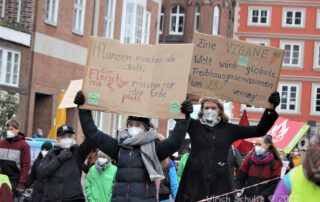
[175, 92, 280, 202]
[74, 90, 193, 202]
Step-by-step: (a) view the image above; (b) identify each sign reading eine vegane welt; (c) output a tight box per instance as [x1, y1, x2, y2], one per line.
[81, 37, 194, 119]
[188, 33, 284, 109]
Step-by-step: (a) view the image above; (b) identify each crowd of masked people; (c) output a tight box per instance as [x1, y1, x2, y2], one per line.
[0, 90, 319, 202]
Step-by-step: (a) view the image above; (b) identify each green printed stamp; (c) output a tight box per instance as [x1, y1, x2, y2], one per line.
[238, 56, 248, 66]
[170, 101, 180, 113]
[88, 93, 100, 105]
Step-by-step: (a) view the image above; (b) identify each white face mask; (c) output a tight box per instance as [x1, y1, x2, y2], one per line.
[41, 150, 48, 157]
[98, 158, 108, 165]
[6, 130, 16, 139]
[203, 109, 219, 122]
[128, 127, 143, 137]
[59, 138, 76, 149]
[255, 145, 266, 156]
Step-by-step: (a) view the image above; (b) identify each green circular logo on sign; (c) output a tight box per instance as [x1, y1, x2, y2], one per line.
[170, 102, 180, 113]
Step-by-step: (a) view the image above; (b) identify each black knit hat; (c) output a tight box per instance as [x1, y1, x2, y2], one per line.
[127, 116, 150, 130]
[41, 141, 53, 151]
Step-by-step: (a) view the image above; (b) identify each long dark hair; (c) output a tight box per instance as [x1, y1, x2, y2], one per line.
[264, 134, 283, 166]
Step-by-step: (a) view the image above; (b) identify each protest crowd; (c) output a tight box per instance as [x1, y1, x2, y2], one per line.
[0, 88, 319, 202]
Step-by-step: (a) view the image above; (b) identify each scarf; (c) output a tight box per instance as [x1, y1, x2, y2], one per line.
[251, 151, 274, 165]
[95, 161, 110, 174]
[199, 116, 221, 127]
[303, 142, 320, 185]
[118, 129, 164, 182]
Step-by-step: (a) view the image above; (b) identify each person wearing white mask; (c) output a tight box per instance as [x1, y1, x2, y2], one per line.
[26, 141, 53, 201]
[235, 135, 282, 202]
[0, 119, 30, 201]
[38, 124, 94, 202]
[176, 92, 280, 202]
[74, 90, 193, 202]
[85, 151, 117, 202]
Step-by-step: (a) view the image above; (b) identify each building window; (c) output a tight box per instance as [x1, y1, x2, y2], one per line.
[314, 42, 320, 69]
[0, 0, 5, 18]
[248, 7, 271, 26]
[45, 0, 59, 25]
[94, 111, 103, 130]
[317, 9, 320, 29]
[212, 5, 220, 35]
[311, 84, 320, 115]
[245, 38, 270, 46]
[194, 4, 200, 32]
[73, 0, 86, 35]
[143, 11, 151, 44]
[0, 48, 20, 87]
[169, 5, 185, 35]
[280, 41, 304, 67]
[159, 6, 164, 34]
[104, 0, 116, 39]
[278, 83, 300, 113]
[282, 8, 305, 28]
[0, 0, 21, 23]
[121, 0, 147, 44]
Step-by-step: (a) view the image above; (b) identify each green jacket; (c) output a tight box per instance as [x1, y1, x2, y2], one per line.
[177, 153, 189, 182]
[85, 163, 117, 202]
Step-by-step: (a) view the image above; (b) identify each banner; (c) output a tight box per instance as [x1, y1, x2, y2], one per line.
[81, 37, 194, 118]
[188, 33, 284, 108]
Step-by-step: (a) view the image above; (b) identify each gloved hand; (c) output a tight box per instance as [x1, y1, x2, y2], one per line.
[181, 99, 193, 118]
[15, 184, 26, 195]
[268, 91, 280, 110]
[74, 90, 85, 106]
[57, 149, 72, 162]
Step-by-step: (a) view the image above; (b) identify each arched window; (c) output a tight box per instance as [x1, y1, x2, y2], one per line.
[170, 5, 185, 35]
[212, 5, 220, 35]
[159, 6, 164, 34]
[194, 4, 200, 32]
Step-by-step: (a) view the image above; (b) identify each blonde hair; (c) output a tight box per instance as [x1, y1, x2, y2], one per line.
[198, 97, 229, 123]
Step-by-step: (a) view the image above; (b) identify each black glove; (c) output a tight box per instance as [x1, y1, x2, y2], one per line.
[15, 184, 26, 195]
[57, 149, 72, 162]
[268, 91, 280, 110]
[181, 99, 193, 118]
[74, 90, 85, 106]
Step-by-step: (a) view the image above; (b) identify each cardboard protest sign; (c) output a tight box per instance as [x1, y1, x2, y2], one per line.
[188, 33, 284, 108]
[81, 37, 193, 118]
[59, 79, 83, 109]
[246, 117, 310, 153]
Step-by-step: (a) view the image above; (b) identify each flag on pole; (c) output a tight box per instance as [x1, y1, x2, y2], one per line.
[233, 110, 254, 154]
[47, 92, 67, 139]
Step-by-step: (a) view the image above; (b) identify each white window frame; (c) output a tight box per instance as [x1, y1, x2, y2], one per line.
[45, 0, 59, 26]
[282, 8, 305, 28]
[317, 9, 320, 29]
[1, 0, 5, 18]
[0, 47, 21, 88]
[159, 7, 164, 34]
[278, 82, 301, 114]
[194, 4, 200, 32]
[280, 40, 304, 68]
[94, 111, 104, 130]
[72, 0, 86, 35]
[310, 83, 320, 116]
[17, 0, 21, 23]
[120, 0, 147, 44]
[247, 6, 271, 27]
[212, 5, 220, 35]
[169, 5, 185, 35]
[112, 113, 123, 137]
[142, 11, 151, 44]
[313, 41, 320, 70]
[104, 0, 116, 39]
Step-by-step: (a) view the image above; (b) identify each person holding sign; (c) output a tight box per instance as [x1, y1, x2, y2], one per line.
[175, 92, 280, 202]
[74, 91, 193, 202]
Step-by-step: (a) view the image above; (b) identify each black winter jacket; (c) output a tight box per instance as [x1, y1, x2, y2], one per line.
[38, 139, 93, 202]
[78, 109, 189, 202]
[176, 109, 278, 202]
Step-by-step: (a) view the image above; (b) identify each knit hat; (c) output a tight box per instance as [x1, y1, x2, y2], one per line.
[41, 141, 53, 151]
[302, 132, 320, 184]
[97, 151, 109, 158]
[127, 116, 150, 130]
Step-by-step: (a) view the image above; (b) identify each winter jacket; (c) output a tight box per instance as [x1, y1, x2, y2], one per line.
[177, 152, 189, 182]
[0, 174, 13, 202]
[176, 109, 278, 202]
[26, 153, 46, 202]
[159, 160, 179, 202]
[0, 134, 31, 190]
[235, 152, 282, 202]
[272, 165, 320, 202]
[38, 138, 93, 202]
[85, 163, 117, 202]
[78, 109, 189, 202]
